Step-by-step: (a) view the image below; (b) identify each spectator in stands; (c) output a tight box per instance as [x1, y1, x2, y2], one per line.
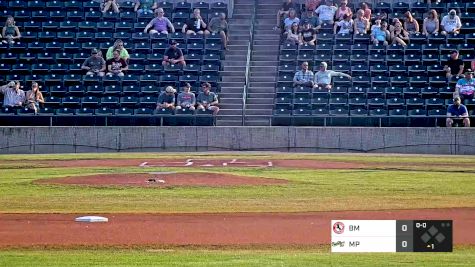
[177, 83, 196, 111]
[144, 8, 175, 35]
[335, 0, 352, 22]
[300, 22, 317, 45]
[285, 22, 301, 45]
[389, 18, 399, 32]
[441, 9, 461, 35]
[404, 11, 419, 34]
[134, 0, 157, 15]
[354, 9, 369, 34]
[422, 9, 439, 35]
[82, 49, 106, 77]
[301, 8, 320, 31]
[314, 61, 351, 90]
[106, 49, 128, 77]
[446, 97, 470, 127]
[454, 69, 475, 102]
[358, 2, 371, 21]
[182, 9, 209, 35]
[293, 61, 314, 88]
[390, 19, 409, 47]
[305, 0, 321, 12]
[283, 10, 300, 31]
[106, 39, 130, 61]
[25, 82, 44, 114]
[102, 0, 120, 13]
[197, 82, 219, 115]
[162, 40, 186, 66]
[444, 50, 464, 79]
[315, 0, 337, 25]
[274, 0, 299, 30]
[334, 14, 353, 34]
[0, 81, 25, 108]
[371, 20, 389, 46]
[2, 16, 21, 45]
[208, 13, 229, 50]
[156, 86, 176, 111]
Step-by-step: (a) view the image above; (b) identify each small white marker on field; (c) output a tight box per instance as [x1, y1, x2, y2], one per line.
[139, 162, 148, 167]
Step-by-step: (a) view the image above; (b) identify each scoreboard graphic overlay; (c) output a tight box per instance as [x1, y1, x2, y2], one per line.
[331, 220, 453, 253]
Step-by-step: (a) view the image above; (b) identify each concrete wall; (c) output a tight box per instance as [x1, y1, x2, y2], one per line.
[0, 127, 474, 154]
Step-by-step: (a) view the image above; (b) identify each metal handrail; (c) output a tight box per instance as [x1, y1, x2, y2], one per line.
[242, 0, 256, 126]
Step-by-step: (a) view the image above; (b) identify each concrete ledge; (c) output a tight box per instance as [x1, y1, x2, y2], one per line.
[0, 127, 474, 154]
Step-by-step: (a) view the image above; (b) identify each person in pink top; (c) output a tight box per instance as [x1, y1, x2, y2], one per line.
[358, 2, 371, 21]
[335, 0, 352, 22]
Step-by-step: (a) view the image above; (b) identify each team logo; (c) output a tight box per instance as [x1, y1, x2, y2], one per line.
[333, 222, 345, 234]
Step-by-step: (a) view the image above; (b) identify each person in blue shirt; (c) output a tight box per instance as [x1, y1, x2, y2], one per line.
[446, 96, 470, 127]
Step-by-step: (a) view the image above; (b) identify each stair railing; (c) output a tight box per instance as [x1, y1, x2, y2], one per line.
[242, 0, 256, 126]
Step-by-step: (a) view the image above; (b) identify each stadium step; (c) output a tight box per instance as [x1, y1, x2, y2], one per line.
[249, 77, 276, 83]
[245, 109, 273, 115]
[250, 61, 278, 67]
[246, 104, 274, 110]
[223, 66, 246, 72]
[248, 87, 275, 93]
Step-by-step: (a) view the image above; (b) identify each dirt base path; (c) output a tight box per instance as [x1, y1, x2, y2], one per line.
[1, 208, 474, 248]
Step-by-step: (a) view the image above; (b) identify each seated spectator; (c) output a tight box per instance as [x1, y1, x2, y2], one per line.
[301, 8, 321, 31]
[358, 2, 371, 21]
[25, 82, 44, 114]
[314, 61, 351, 90]
[335, 0, 352, 22]
[404, 11, 419, 34]
[283, 10, 300, 32]
[293, 61, 314, 88]
[305, 0, 321, 12]
[444, 50, 464, 79]
[144, 8, 175, 35]
[156, 86, 176, 111]
[315, 0, 337, 25]
[274, 0, 299, 30]
[177, 83, 196, 111]
[162, 40, 186, 66]
[390, 19, 409, 47]
[441, 9, 461, 35]
[371, 20, 389, 45]
[208, 13, 229, 50]
[423, 9, 439, 35]
[354, 10, 369, 34]
[82, 49, 106, 77]
[2, 16, 21, 45]
[106, 50, 128, 77]
[0, 81, 25, 108]
[455, 70, 475, 102]
[446, 97, 470, 127]
[300, 22, 317, 45]
[182, 9, 209, 35]
[134, 0, 157, 15]
[334, 14, 353, 35]
[102, 0, 120, 13]
[285, 22, 301, 45]
[106, 39, 129, 61]
[197, 83, 219, 115]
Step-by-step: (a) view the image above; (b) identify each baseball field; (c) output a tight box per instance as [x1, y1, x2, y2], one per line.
[0, 152, 474, 266]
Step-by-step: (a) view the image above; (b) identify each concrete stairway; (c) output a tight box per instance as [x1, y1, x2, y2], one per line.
[243, 0, 281, 126]
[216, 0, 254, 126]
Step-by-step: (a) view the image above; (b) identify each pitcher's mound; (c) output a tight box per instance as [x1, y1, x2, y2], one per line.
[35, 172, 288, 187]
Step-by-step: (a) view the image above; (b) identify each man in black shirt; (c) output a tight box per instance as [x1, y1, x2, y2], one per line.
[444, 50, 464, 79]
[162, 40, 186, 66]
[182, 8, 209, 35]
[300, 22, 317, 45]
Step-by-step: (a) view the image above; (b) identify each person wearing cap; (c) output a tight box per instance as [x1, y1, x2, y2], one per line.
[162, 41, 186, 66]
[446, 97, 470, 127]
[314, 61, 351, 90]
[156, 86, 176, 111]
[441, 9, 462, 35]
[444, 50, 464, 79]
[106, 39, 129, 61]
[182, 9, 209, 36]
[106, 49, 128, 77]
[455, 70, 475, 102]
[315, 0, 337, 25]
[0, 81, 25, 108]
[144, 8, 175, 35]
[82, 49, 106, 77]
[25, 82, 44, 114]
[293, 62, 314, 88]
[197, 83, 219, 115]
[274, 0, 299, 30]
[177, 83, 196, 111]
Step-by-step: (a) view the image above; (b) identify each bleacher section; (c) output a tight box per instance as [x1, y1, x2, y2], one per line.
[0, 0, 228, 126]
[273, 1, 475, 127]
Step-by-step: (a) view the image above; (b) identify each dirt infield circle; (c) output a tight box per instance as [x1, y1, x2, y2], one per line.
[35, 172, 289, 187]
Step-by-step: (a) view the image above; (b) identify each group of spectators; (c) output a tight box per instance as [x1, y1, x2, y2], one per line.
[0, 81, 44, 114]
[277, 0, 462, 47]
[156, 82, 219, 115]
